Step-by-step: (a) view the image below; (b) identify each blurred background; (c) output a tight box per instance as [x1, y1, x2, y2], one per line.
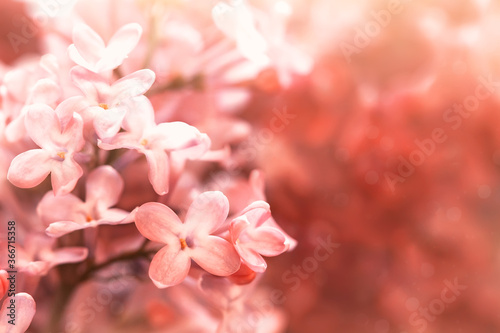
[241, 1, 500, 332]
[2, 0, 500, 332]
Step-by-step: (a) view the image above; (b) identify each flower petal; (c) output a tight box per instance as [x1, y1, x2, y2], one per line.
[135, 202, 183, 243]
[229, 217, 249, 242]
[27, 78, 60, 105]
[5, 109, 28, 143]
[149, 244, 190, 288]
[97, 208, 130, 223]
[46, 221, 89, 238]
[98, 132, 142, 151]
[69, 24, 105, 71]
[212, 1, 269, 65]
[185, 191, 229, 235]
[152, 122, 206, 151]
[55, 96, 89, 129]
[50, 158, 83, 196]
[98, 23, 142, 72]
[262, 217, 297, 251]
[121, 96, 155, 133]
[21, 261, 51, 276]
[0, 293, 36, 333]
[68, 45, 94, 72]
[189, 235, 240, 276]
[7, 150, 51, 189]
[238, 200, 271, 227]
[144, 148, 170, 195]
[37, 191, 85, 225]
[47, 247, 89, 266]
[69, 66, 110, 102]
[234, 242, 267, 272]
[86, 165, 124, 209]
[244, 226, 287, 256]
[24, 103, 60, 149]
[57, 112, 85, 152]
[169, 133, 211, 162]
[0, 270, 8, 298]
[93, 106, 127, 139]
[111, 69, 156, 101]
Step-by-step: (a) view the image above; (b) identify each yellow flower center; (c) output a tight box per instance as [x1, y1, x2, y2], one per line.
[99, 103, 109, 110]
[140, 139, 149, 146]
[57, 152, 66, 160]
[180, 238, 187, 250]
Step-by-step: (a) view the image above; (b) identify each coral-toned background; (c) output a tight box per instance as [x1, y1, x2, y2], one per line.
[243, 1, 500, 332]
[2, 0, 500, 332]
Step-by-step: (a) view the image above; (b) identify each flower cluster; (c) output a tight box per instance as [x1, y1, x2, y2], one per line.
[0, 0, 304, 331]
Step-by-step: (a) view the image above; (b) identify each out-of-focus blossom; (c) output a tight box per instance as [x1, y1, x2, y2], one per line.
[2, 55, 61, 142]
[7, 101, 84, 195]
[0, 293, 36, 333]
[20, 246, 89, 276]
[39, 165, 134, 237]
[0, 270, 36, 333]
[212, 0, 312, 87]
[68, 23, 142, 73]
[212, 0, 269, 66]
[69, 66, 155, 138]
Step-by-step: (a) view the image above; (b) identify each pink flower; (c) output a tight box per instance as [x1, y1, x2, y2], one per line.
[39, 165, 134, 237]
[1, 235, 88, 276]
[98, 96, 210, 195]
[223, 169, 297, 251]
[0, 270, 36, 333]
[212, 0, 269, 66]
[69, 66, 155, 138]
[21, 246, 89, 276]
[135, 191, 241, 288]
[212, 0, 312, 87]
[0, 293, 36, 333]
[7, 101, 84, 195]
[68, 23, 142, 73]
[3, 55, 61, 142]
[230, 201, 287, 272]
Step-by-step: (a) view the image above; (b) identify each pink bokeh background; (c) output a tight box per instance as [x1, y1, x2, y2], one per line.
[2, 0, 500, 332]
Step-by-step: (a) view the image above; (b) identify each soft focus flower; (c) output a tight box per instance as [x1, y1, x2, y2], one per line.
[3, 55, 61, 142]
[68, 23, 142, 73]
[0, 270, 36, 333]
[135, 191, 241, 288]
[21, 246, 89, 276]
[69, 66, 155, 138]
[0, 293, 36, 333]
[7, 101, 84, 195]
[212, 0, 269, 66]
[39, 165, 134, 237]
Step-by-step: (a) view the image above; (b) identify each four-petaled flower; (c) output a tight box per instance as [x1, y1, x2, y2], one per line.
[7, 101, 85, 195]
[39, 165, 134, 237]
[98, 96, 210, 195]
[68, 66, 156, 139]
[230, 201, 287, 272]
[135, 191, 241, 288]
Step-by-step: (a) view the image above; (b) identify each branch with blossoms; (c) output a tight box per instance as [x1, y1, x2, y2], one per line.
[0, 1, 307, 332]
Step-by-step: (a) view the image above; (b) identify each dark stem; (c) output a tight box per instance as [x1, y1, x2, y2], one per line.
[78, 246, 156, 283]
[46, 239, 155, 332]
